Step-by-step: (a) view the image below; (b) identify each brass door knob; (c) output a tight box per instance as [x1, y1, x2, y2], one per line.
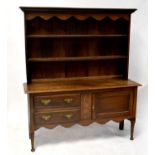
[92, 104, 95, 111]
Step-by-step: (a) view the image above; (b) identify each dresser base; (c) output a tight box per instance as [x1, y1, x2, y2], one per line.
[25, 78, 140, 152]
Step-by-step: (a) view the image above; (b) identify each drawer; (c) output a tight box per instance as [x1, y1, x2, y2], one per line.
[34, 94, 80, 108]
[92, 88, 134, 119]
[35, 109, 80, 124]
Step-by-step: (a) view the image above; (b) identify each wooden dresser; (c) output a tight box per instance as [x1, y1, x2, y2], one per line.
[20, 7, 141, 152]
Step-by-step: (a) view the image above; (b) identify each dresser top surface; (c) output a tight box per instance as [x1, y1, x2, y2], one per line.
[24, 78, 140, 94]
[20, 7, 136, 13]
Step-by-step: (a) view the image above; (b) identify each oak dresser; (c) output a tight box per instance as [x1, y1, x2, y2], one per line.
[20, 7, 141, 152]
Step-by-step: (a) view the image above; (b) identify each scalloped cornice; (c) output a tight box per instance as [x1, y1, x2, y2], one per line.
[25, 13, 129, 21]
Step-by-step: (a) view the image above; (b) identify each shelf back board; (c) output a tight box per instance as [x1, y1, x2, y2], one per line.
[20, 7, 136, 83]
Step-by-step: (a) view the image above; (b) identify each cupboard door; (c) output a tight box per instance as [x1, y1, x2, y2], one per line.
[92, 88, 134, 119]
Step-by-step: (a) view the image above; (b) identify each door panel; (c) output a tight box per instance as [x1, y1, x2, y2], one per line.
[92, 88, 133, 119]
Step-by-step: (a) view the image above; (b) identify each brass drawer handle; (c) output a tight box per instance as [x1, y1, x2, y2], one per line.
[41, 115, 51, 121]
[41, 99, 51, 105]
[64, 98, 73, 104]
[65, 114, 73, 119]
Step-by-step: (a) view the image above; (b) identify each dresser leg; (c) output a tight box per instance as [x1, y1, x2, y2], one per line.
[119, 120, 124, 130]
[30, 132, 35, 152]
[29, 132, 31, 139]
[130, 119, 135, 140]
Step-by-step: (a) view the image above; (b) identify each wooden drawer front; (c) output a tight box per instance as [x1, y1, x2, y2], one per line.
[35, 109, 80, 124]
[34, 94, 80, 108]
[93, 89, 133, 119]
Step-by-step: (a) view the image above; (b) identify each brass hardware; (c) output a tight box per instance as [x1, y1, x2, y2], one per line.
[64, 98, 73, 104]
[92, 104, 95, 111]
[65, 114, 73, 119]
[41, 99, 51, 105]
[41, 115, 51, 121]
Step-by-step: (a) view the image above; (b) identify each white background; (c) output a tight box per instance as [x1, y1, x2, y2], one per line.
[4, 0, 148, 155]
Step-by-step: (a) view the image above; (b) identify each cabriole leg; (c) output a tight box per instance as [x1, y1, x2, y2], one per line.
[30, 132, 35, 152]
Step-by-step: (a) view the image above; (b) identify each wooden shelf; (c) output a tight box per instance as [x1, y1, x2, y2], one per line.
[28, 55, 127, 62]
[27, 34, 128, 38]
[31, 75, 124, 83]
